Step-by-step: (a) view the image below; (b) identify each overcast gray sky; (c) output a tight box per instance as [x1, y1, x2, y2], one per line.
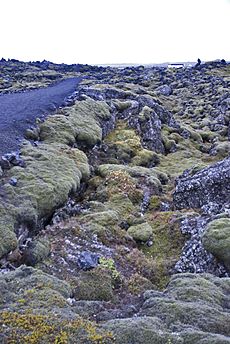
[1, 0, 229, 64]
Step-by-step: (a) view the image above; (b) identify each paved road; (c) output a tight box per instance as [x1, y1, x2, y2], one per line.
[0, 77, 82, 156]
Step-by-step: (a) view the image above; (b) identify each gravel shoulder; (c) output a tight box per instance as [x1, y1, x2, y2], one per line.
[0, 77, 82, 156]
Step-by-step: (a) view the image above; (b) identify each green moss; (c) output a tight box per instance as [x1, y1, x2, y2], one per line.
[81, 210, 119, 227]
[213, 142, 230, 159]
[104, 121, 142, 163]
[143, 212, 185, 258]
[127, 273, 154, 295]
[105, 121, 141, 153]
[24, 128, 40, 140]
[99, 257, 121, 283]
[179, 330, 230, 344]
[0, 311, 114, 344]
[140, 297, 230, 336]
[0, 265, 72, 306]
[73, 267, 115, 301]
[162, 137, 177, 153]
[22, 288, 68, 308]
[40, 99, 111, 147]
[15, 144, 81, 215]
[202, 218, 230, 271]
[91, 170, 141, 226]
[140, 212, 187, 289]
[198, 130, 218, 142]
[148, 196, 162, 211]
[105, 169, 137, 193]
[127, 222, 153, 242]
[205, 64, 230, 78]
[97, 164, 162, 193]
[0, 143, 89, 260]
[105, 120, 160, 167]
[126, 251, 170, 291]
[105, 194, 136, 218]
[85, 221, 127, 245]
[167, 273, 226, 307]
[157, 140, 218, 177]
[80, 201, 131, 245]
[131, 149, 159, 167]
[23, 237, 51, 266]
[39, 114, 77, 145]
[103, 317, 176, 344]
[168, 132, 183, 143]
[112, 99, 133, 111]
[140, 274, 230, 337]
[0, 205, 18, 257]
[0, 223, 17, 258]
[59, 146, 90, 181]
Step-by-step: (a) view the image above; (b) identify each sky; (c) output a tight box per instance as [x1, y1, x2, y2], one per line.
[0, 0, 229, 65]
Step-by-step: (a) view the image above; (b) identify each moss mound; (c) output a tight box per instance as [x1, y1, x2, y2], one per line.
[202, 218, 230, 271]
[127, 222, 153, 242]
[39, 98, 111, 146]
[0, 142, 89, 259]
[73, 267, 115, 301]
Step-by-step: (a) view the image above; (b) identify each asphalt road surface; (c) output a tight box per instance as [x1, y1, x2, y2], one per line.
[0, 77, 81, 156]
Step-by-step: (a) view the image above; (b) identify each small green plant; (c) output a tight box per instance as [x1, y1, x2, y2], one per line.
[99, 257, 120, 283]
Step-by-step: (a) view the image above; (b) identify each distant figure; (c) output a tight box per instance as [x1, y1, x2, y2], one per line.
[195, 58, 201, 68]
[221, 59, 226, 64]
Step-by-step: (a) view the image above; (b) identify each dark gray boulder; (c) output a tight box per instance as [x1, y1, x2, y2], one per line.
[156, 84, 172, 96]
[0, 152, 25, 170]
[129, 106, 165, 153]
[173, 157, 230, 214]
[77, 251, 99, 270]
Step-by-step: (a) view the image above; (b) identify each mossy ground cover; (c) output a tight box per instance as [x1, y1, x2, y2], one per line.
[1, 61, 230, 343]
[139, 211, 188, 288]
[0, 311, 114, 344]
[0, 142, 89, 259]
[104, 120, 158, 167]
[39, 99, 111, 147]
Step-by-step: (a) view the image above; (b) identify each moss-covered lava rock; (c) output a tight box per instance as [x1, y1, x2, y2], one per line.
[202, 218, 230, 271]
[0, 142, 90, 259]
[73, 267, 115, 301]
[127, 222, 153, 242]
[39, 98, 111, 147]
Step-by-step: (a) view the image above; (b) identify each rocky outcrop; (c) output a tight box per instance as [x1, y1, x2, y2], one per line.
[174, 156, 230, 214]
[129, 105, 165, 153]
[174, 158, 230, 276]
[76, 85, 179, 154]
[173, 158, 230, 275]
